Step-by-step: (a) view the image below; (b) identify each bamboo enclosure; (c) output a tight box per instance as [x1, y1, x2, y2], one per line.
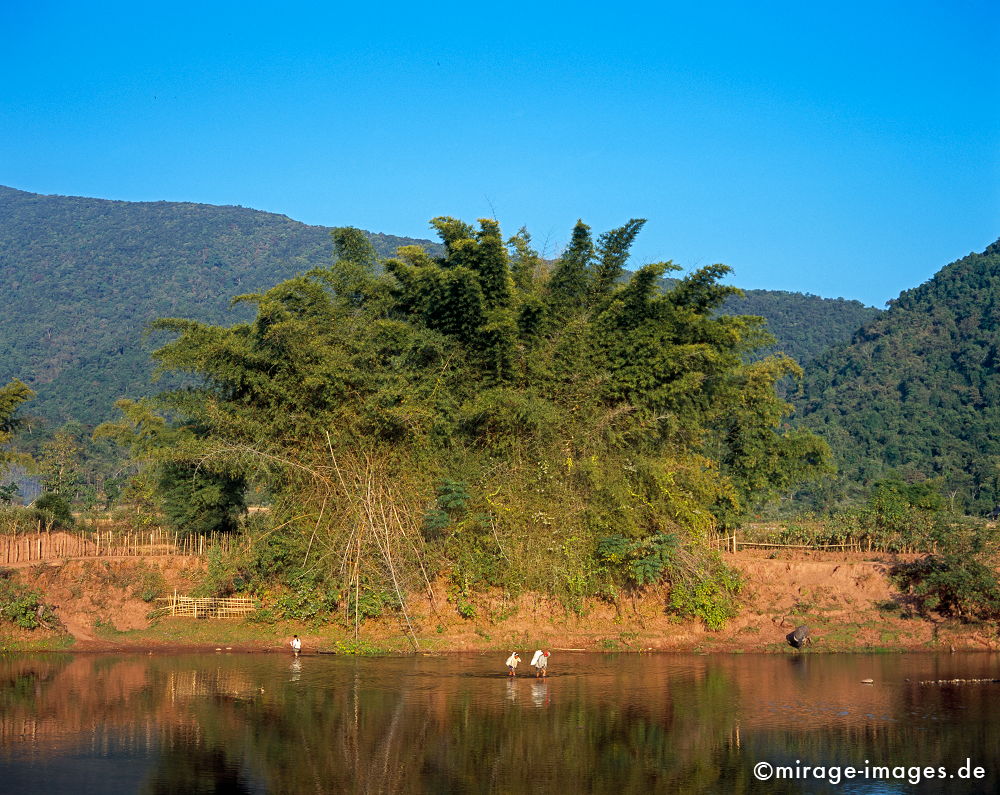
[0, 527, 237, 565]
[153, 592, 255, 618]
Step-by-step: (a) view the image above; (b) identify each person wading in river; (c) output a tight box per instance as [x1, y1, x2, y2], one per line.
[505, 652, 521, 676]
[530, 649, 550, 678]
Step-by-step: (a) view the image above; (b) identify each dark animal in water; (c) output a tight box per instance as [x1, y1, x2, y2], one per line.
[786, 625, 811, 649]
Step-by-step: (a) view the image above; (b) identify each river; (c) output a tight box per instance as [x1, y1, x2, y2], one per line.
[1, 651, 998, 793]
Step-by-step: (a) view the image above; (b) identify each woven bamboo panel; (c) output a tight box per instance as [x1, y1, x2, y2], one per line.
[153, 594, 256, 618]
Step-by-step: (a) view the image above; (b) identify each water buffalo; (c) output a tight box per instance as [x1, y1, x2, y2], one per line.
[786, 625, 811, 649]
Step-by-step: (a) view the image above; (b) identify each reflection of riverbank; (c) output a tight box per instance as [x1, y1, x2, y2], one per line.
[3, 653, 1000, 793]
[0, 655, 259, 755]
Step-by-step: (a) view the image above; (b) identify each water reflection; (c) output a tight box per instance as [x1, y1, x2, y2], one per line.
[1, 652, 999, 792]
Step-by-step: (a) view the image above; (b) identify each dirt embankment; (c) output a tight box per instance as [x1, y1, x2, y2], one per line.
[2, 556, 208, 651]
[4, 549, 998, 653]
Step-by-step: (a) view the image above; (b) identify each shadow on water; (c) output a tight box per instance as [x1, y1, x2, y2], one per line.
[1, 652, 1000, 792]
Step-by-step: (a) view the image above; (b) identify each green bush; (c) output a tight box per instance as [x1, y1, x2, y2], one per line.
[596, 532, 678, 589]
[669, 572, 741, 631]
[33, 492, 74, 529]
[136, 569, 167, 602]
[157, 462, 245, 537]
[892, 553, 1000, 621]
[273, 573, 341, 622]
[0, 574, 55, 629]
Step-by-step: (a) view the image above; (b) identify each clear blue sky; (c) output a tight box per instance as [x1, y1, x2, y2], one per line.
[2, 0, 997, 307]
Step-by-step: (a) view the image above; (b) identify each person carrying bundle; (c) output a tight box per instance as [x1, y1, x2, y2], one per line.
[530, 649, 550, 677]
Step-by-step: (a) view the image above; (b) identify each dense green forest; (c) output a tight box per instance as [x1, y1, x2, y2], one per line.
[96, 218, 829, 629]
[6, 182, 1000, 532]
[0, 186, 878, 428]
[0, 186, 439, 425]
[721, 290, 880, 364]
[5, 186, 1000, 627]
[796, 240, 1000, 513]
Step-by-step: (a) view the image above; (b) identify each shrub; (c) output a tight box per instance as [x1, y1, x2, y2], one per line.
[668, 563, 742, 630]
[33, 492, 74, 529]
[892, 554, 1000, 621]
[0, 573, 56, 629]
[891, 523, 1000, 621]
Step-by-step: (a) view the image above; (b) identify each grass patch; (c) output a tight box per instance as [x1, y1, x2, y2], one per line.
[0, 632, 74, 652]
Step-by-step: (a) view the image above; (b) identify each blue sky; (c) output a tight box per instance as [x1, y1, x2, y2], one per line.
[2, 0, 997, 307]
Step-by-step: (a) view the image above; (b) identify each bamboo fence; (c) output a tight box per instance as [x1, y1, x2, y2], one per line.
[708, 532, 929, 554]
[153, 592, 256, 618]
[0, 528, 239, 565]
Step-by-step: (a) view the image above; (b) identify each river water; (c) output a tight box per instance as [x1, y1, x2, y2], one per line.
[1, 651, 998, 793]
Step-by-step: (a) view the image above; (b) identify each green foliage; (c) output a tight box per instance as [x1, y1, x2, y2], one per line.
[96, 400, 246, 534]
[828, 479, 948, 551]
[596, 533, 678, 588]
[136, 568, 167, 603]
[33, 492, 74, 529]
[892, 527, 1000, 621]
[668, 572, 741, 631]
[17, 421, 129, 510]
[592, 219, 647, 299]
[0, 380, 34, 490]
[0, 574, 55, 629]
[547, 220, 594, 311]
[273, 573, 341, 623]
[596, 531, 742, 629]
[0, 380, 34, 440]
[115, 213, 829, 632]
[0, 483, 17, 505]
[157, 463, 246, 536]
[796, 239, 1000, 513]
[422, 479, 470, 541]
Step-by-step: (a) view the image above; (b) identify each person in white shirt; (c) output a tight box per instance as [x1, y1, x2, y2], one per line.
[505, 652, 521, 676]
[290, 635, 302, 654]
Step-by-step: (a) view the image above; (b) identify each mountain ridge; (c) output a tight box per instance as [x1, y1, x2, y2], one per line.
[2, 185, 880, 426]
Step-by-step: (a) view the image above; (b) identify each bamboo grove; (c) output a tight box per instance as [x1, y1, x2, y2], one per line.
[98, 217, 831, 637]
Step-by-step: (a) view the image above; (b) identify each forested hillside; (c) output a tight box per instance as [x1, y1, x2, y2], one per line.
[722, 290, 881, 364]
[797, 240, 1000, 513]
[2, 186, 882, 428]
[0, 186, 437, 424]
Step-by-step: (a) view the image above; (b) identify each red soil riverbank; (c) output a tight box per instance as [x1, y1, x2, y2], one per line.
[3, 550, 997, 654]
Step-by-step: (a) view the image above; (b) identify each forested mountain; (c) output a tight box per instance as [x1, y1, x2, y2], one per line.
[721, 290, 881, 364]
[1, 185, 877, 428]
[796, 240, 1000, 513]
[0, 186, 438, 425]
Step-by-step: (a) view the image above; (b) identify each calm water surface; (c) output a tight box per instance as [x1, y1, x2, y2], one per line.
[1, 651, 999, 793]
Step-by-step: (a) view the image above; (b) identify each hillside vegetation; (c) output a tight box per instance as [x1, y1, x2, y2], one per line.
[97, 218, 830, 635]
[1, 186, 877, 427]
[0, 186, 437, 424]
[722, 290, 881, 364]
[797, 239, 1000, 513]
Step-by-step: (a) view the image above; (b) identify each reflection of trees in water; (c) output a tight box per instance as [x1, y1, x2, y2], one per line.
[4, 655, 1000, 791]
[142, 726, 255, 795]
[177, 667, 745, 792]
